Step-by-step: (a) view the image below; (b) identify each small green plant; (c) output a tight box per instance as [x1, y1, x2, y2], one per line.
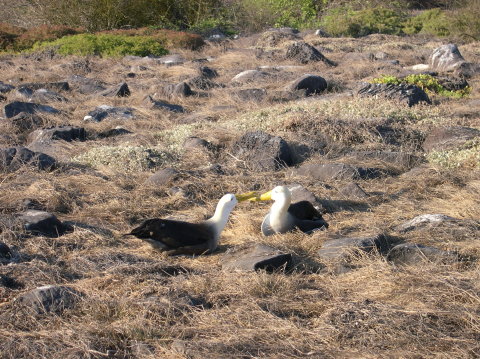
[427, 138, 480, 169]
[73, 145, 173, 172]
[372, 74, 471, 98]
[402, 8, 450, 36]
[34, 34, 168, 57]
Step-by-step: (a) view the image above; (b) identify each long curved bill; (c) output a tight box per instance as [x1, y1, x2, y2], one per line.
[248, 190, 272, 202]
[235, 191, 259, 202]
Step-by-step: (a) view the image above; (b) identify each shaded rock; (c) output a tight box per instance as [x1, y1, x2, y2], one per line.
[0, 147, 56, 172]
[144, 96, 185, 113]
[395, 214, 458, 233]
[99, 82, 130, 97]
[4, 101, 60, 118]
[349, 151, 421, 169]
[0, 81, 15, 93]
[315, 29, 329, 37]
[339, 183, 369, 199]
[429, 44, 466, 72]
[285, 74, 327, 96]
[198, 66, 218, 79]
[255, 29, 300, 47]
[187, 76, 221, 90]
[437, 76, 469, 91]
[295, 163, 385, 181]
[17, 87, 68, 102]
[0, 242, 12, 260]
[234, 88, 267, 102]
[231, 70, 270, 83]
[453, 62, 480, 78]
[358, 83, 431, 107]
[68, 75, 106, 94]
[145, 167, 180, 186]
[28, 126, 86, 144]
[422, 126, 480, 152]
[98, 127, 132, 138]
[0, 94, 5, 102]
[9, 112, 44, 132]
[285, 41, 336, 66]
[231, 131, 294, 171]
[162, 82, 194, 97]
[18, 210, 72, 237]
[84, 105, 134, 122]
[183, 136, 215, 151]
[16, 285, 83, 315]
[156, 54, 185, 66]
[287, 184, 325, 213]
[387, 243, 458, 265]
[21, 81, 69, 92]
[222, 243, 292, 272]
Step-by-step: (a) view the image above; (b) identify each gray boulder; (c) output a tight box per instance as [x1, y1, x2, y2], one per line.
[16, 285, 83, 315]
[145, 167, 180, 186]
[84, 105, 134, 122]
[387, 243, 458, 265]
[231, 131, 294, 171]
[295, 163, 385, 181]
[144, 96, 185, 113]
[395, 214, 458, 233]
[422, 126, 480, 152]
[18, 210, 72, 237]
[198, 66, 218, 79]
[0, 147, 56, 172]
[429, 44, 466, 72]
[28, 126, 86, 144]
[358, 83, 431, 107]
[162, 82, 194, 97]
[0, 81, 15, 93]
[99, 82, 130, 97]
[222, 243, 292, 272]
[339, 182, 369, 199]
[4, 101, 60, 118]
[285, 74, 327, 96]
[231, 70, 270, 83]
[285, 41, 336, 65]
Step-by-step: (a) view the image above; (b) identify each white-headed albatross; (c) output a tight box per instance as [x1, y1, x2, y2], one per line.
[253, 186, 328, 236]
[128, 192, 257, 255]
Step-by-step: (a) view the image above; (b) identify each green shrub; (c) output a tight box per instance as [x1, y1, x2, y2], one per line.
[403, 8, 450, 36]
[321, 6, 406, 37]
[372, 74, 471, 98]
[34, 34, 168, 57]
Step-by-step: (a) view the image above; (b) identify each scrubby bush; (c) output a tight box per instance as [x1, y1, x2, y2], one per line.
[450, 0, 480, 41]
[321, 6, 406, 37]
[372, 74, 471, 98]
[34, 33, 168, 57]
[15, 25, 80, 50]
[403, 8, 450, 36]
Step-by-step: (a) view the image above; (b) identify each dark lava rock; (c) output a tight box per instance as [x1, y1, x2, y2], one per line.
[145, 167, 180, 186]
[358, 83, 431, 107]
[453, 62, 480, 78]
[285, 41, 336, 65]
[387, 243, 458, 265]
[28, 126, 86, 144]
[0, 147, 56, 172]
[21, 81, 69, 92]
[187, 76, 221, 90]
[295, 163, 385, 181]
[68, 75, 106, 94]
[17, 87, 68, 102]
[198, 66, 218, 79]
[84, 105, 134, 122]
[395, 214, 458, 233]
[285, 74, 327, 96]
[222, 243, 292, 272]
[144, 96, 185, 113]
[4, 101, 60, 118]
[429, 44, 466, 72]
[234, 88, 267, 102]
[0, 94, 5, 102]
[9, 112, 44, 132]
[18, 210, 72, 237]
[0, 242, 12, 260]
[287, 184, 325, 212]
[0, 81, 15, 93]
[162, 82, 194, 97]
[99, 82, 130, 97]
[437, 76, 469, 91]
[98, 127, 132, 138]
[339, 182, 369, 199]
[16, 285, 83, 315]
[422, 126, 480, 152]
[231, 131, 294, 171]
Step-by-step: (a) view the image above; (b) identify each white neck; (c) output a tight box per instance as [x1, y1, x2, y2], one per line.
[270, 195, 290, 226]
[206, 201, 233, 239]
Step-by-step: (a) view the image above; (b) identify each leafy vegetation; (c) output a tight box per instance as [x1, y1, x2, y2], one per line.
[428, 138, 480, 169]
[33, 34, 168, 57]
[372, 74, 471, 98]
[402, 8, 450, 36]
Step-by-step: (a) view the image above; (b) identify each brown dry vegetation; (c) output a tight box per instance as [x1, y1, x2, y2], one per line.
[0, 32, 479, 358]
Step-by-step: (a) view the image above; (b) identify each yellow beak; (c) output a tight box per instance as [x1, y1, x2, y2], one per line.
[235, 191, 259, 202]
[248, 190, 272, 202]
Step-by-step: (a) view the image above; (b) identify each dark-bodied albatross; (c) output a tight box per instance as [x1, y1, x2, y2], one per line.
[128, 193, 256, 255]
[254, 186, 328, 236]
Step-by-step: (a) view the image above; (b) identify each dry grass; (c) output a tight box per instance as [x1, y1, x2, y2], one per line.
[0, 33, 479, 359]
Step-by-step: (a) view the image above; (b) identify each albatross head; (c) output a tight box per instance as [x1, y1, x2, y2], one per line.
[257, 185, 291, 203]
[218, 193, 238, 211]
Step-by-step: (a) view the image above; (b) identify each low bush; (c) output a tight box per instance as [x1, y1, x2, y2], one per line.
[34, 33, 168, 57]
[372, 74, 471, 98]
[15, 25, 81, 51]
[321, 6, 406, 37]
[402, 8, 450, 36]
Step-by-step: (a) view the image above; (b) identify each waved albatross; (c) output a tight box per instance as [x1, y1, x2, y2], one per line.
[254, 186, 328, 236]
[128, 193, 255, 255]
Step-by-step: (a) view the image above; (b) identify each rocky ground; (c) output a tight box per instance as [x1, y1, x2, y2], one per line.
[0, 29, 479, 358]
